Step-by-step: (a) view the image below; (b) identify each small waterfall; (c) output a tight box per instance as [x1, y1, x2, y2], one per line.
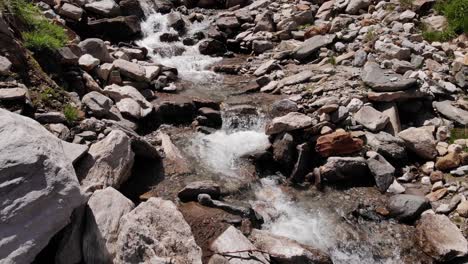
[136, 1, 222, 82]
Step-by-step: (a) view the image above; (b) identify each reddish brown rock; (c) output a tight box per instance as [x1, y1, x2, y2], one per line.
[435, 152, 461, 171]
[315, 130, 363, 157]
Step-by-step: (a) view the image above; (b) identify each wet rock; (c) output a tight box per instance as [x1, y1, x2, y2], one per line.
[433, 101, 468, 126]
[290, 143, 312, 183]
[83, 187, 135, 264]
[315, 130, 363, 157]
[115, 198, 203, 264]
[198, 107, 222, 128]
[78, 38, 113, 63]
[199, 38, 226, 55]
[366, 151, 395, 193]
[272, 132, 296, 170]
[320, 157, 369, 183]
[210, 226, 269, 264]
[158, 132, 191, 176]
[249, 229, 332, 264]
[361, 62, 417, 92]
[353, 106, 389, 132]
[387, 194, 430, 222]
[85, 0, 120, 17]
[178, 181, 221, 202]
[265, 112, 314, 135]
[88, 16, 141, 42]
[292, 34, 335, 61]
[416, 213, 468, 262]
[398, 127, 437, 160]
[167, 12, 186, 33]
[254, 59, 279, 77]
[78, 130, 135, 191]
[119, 0, 144, 17]
[0, 109, 84, 264]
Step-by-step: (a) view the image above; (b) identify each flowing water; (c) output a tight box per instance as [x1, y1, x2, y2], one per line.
[135, 5, 429, 264]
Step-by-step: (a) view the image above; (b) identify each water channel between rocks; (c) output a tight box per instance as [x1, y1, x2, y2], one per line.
[135, 7, 430, 264]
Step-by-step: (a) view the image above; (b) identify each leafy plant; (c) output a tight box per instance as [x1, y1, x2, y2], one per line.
[39, 87, 59, 103]
[7, 0, 67, 51]
[328, 55, 337, 65]
[422, 0, 467, 42]
[63, 104, 79, 124]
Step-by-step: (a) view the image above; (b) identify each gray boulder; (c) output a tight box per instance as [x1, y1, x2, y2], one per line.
[320, 157, 369, 183]
[82, 91, 113, 118]
[115, 198, 203, 264]
[266, 112, 314, 135]
[366, 151, 395, 193]
[85, 0, 121, 17]
[83, 187, 135, 264]
[361, 62, 417, 92]
[78, 38, 113, 63]
[417, 213, 468, 261]
[433, 101, 468, 126]
[398, 127, 437, 160]
[78, 130, 135, 191]
[292, 34, 335, 61]
[113, 59, 146, 82]
[0, 109, 84, 263]
[365, 132, 407, 161]
[353, 105, 389, 132]
[0, 55, 12, 75]
[387, 194, 430, 222]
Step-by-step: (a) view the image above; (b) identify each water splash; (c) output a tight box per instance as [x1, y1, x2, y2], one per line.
[136, 8, 222, 82]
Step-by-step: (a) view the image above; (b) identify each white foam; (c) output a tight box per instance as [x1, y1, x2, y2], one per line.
[136, 11, 222, 83]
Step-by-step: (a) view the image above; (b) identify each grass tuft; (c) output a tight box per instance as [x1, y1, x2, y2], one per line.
[63, 104, 79, 124]
[422, 0, 467, 42]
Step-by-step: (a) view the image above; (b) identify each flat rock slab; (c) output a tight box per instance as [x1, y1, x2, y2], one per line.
[266, 112, 314, 135]
[388, 194, 430, 222]
[292, 34, 335, 61]
[362, 62, 417, 92]
[433, 100, 468, 126]
[0, 88, 27, 101]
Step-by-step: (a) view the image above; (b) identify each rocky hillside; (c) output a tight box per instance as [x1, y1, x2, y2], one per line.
[0, 0, 467, 263]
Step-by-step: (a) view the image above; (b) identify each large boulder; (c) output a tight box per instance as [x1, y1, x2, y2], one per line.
[85, 0, 121, 17]
[353, 106, 389, 132]
[433, 101, 468, 126]
[365, 132, 407, 162]
[361, 62, 417, 92]
[104, 84, 153, 117]
[366, 151, 395, 193]
[398, 127, 437, 160]
[417, 213, 468, 261]
[83, 187, 135, 263]
[319, 157, 369, 183]
[249, 229, 332, 264]
[292, 34, 335, 61]
[115, 198, 203, 264]
[387, 194, 430, 222]
[78, 38, 113, 63]
[78, 130, 135, 190]
[82, 91, 114, 118]
[265, 112, 314, 135]
[113, 59, 146, 82]
[0, 109, 84, 263]
[315, 130, 363, 157]
[210, 226, 269, 263]
[88, 16, 141, 42]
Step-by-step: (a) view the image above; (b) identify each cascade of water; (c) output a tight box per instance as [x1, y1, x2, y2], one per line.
[136, 2, 222, 82]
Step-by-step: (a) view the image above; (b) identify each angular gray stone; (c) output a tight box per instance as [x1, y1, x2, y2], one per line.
[78, 38, 113, 63]
[115, 198, 203, 264]
[353, 105, 390, 132]
[104, 84, 153, 117]
[78, 129, 135, 191]
[58, 3, 83, 21]
[85, 0, 120, 17]
[365, 132, 407, 161]
[266, 112, 314, 135]
[0, 109, 84, 264]
[387, 194, 430, 222]
[0, 88, 27, 101]
[320, 156, 369, 182]
[83, 187, 135, 264]
[398, 127, 437, 160]
[0, 55, 12, 75]
[113, 59, 146, 82]
[366, 151, 395, 193]
[79, 54, 100, 71]
[82, 91, 113, 118]
[345, 0, 370, 14]
[361, 62, 417, 92]
[433, 101, 468, 126]
[417, 214, 468, 261]
[292, 34, 336, 61]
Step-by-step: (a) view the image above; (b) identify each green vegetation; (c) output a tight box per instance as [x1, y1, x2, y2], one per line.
[328, 55, 337, 66]
[63, 104, 79, 124]
[298, 23, 312, 30]
[364, 27, 377, 43]
[39, 87, 60, 103]
[422, 0, 467, 42]
[7, 0, 67, 51]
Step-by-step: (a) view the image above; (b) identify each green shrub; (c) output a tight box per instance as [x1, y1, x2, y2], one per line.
[328, 55, 337, 65]
[422, 0, 467, 42]
[399, 0, 414, 9]
[7, 0, 67, 51]
[63, 104, 79, 123]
